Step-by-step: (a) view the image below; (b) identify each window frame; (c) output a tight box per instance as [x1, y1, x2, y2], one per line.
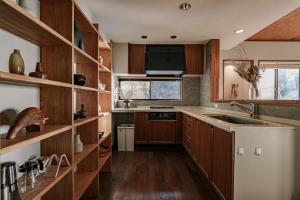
[258, 60, 300, 100]
[118, 78, 183, 101]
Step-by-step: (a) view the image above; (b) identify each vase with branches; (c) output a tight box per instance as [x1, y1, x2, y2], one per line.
[233, 45, 261, 97]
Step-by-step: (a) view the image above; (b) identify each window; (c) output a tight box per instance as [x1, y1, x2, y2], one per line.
[119, 79, 182, 100]
[259, 61, 300, 100]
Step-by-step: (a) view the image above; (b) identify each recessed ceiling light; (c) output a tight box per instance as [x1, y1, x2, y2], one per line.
[235, 29, 245, 34]
[179, 3, 191, 11]
[170, 35, 177, 39]
[141, 35, 148, 39]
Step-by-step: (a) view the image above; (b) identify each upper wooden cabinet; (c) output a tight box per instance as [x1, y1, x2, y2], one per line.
[184, 44, 204, 75]
[128, 44, 146, 74]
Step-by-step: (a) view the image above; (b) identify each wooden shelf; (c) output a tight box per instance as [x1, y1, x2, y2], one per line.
[74, 46, 98, 65]
[99, 90, 111, 94]
[74, 85, 98, 92]
[74, 116, 98, 127]
[99, 63, 111, 72]
[0, 125, 72, 154]
[74, 144, 98, 166]
[99, 132, 111, 145]
[0, 71, 72, 88]
[99, 112, 110, 117]
[20, 167, 71, 200]
[0, 0, 72, 46]
[99, 152, 112, 171]
[74, 170, 99, 200]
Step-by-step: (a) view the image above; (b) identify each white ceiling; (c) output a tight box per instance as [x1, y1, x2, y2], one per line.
[78, 0, 300, 50]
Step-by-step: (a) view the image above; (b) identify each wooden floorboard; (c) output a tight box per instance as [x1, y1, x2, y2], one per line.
[100, 150, 216, 200]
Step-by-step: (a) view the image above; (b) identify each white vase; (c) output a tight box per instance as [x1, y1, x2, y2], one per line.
[74, 134, 83, 154]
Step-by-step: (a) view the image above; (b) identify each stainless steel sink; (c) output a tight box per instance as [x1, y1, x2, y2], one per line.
[204, 114, 267, 125]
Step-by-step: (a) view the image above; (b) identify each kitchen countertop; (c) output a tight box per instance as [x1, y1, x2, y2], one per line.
[113, 106, 300, 132]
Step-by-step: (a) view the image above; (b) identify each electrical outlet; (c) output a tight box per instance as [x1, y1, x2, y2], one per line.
[214, 104, 218, 108]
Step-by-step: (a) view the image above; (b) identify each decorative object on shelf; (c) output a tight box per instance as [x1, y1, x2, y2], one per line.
[9, 49, 25, 75]
[74, 104, 87, 120]
[29, 62, 47, 79]
[99, 131, 104, 139]
[17, 0, 32, 10]
[44, 154, 70, 178]
[230, 83, 239, 99]
[79, 104, 87, 118]
[6, 107, 48, 139]
[98, 105, 102, 115]
[74, 20, 85, 50]
[99, 82, 106, 91]
[1, 161, 21, 200]
[37, 156, 49, 174]
[99, 56, 104, 64]
[0, 109, 18, 126]
[74, 113, 80, 120]
[74, 133, 83, 154]
[18, 160, 39, 193]
[233, 45, 261, 97]
[74, 74, 86, 86]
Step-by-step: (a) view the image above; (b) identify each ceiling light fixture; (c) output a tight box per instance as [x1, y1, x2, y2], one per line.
[170, 35, 177, 39]
[179, 3, 191, 11]
[141, 35, 148, 39]
[235, 29, 245, 34]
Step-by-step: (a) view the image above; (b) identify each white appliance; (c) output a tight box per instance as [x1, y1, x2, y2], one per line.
[117, 124, 135, 151]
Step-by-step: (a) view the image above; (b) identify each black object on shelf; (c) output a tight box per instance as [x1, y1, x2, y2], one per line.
[74, 20, 85, 50]
[74, 74, 86, 86]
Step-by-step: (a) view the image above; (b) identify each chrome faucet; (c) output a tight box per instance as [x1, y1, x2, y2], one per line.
[230, 102, 258, 119]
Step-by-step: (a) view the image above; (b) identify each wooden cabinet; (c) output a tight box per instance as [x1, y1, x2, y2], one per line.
[134, 112, 148, 144]
[212, 127, 234, 200]
[182, 115, 233, 200]
[148, 121, 176, 144]
[184, 44, 204, 75]
[128, 44, 146, 74]
[198, 120, 213, 179]
[185, 115, 193, 153]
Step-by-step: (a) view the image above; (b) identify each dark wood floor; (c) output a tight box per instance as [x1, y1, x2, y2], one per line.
[100, 149, 216, 200]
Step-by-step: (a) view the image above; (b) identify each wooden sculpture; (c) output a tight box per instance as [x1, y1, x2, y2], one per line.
[7, 107, 48, 139]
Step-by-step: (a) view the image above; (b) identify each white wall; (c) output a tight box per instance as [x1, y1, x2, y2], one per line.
[0, 1, 40, 173]
[112, 43, 129, 74]
[219, 41, 300, 98]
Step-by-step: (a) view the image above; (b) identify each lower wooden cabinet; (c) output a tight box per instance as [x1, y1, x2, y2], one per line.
[211, 127, 234, 200]
[134, 112, 148, 144]
[134, 113, 177, 144]
[182, 114, 234, 200]
[148, 121, 176, 144]
[198, 120, 213, 179]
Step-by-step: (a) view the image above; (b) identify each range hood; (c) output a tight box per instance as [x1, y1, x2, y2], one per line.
[145, 45, 186, 76]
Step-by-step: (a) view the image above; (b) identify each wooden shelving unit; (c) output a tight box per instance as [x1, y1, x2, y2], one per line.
[0, 0, 112, 199]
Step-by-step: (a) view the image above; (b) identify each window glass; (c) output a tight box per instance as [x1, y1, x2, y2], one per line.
[278, 69, 300, 100]
[259, 68, 275, 99]
[150, 81, 181, 100]
[119, 80, 182, 100]
[119, 81, 150, 99]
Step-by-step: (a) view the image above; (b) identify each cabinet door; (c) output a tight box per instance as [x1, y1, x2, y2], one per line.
[149, 121, 176, 144]
[212, 127, 234, 200]
[128, 44, 146, 74]
[134, 112, 148, 144]
[191, 118, 199, 162]
[182, 114, 187, 147]
[176, 113, 183, 144]
[198, 120, 213, 179]
[185, 44, 204, 74]
[185, 115, 193, 153]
